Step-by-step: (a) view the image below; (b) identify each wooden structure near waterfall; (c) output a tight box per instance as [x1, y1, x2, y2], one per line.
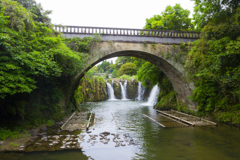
[156, 110, 217, 127]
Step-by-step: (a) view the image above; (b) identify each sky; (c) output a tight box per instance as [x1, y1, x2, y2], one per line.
[35, 0, 195, 63]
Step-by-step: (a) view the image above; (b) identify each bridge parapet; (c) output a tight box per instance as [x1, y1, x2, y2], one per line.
[54, 25, 200, 39]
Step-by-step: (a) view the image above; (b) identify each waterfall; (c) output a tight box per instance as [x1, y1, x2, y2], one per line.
[136, 81, 145, 100]
[119, 80, 127, 100]
[142, 84, 159, 106]
[106, 81, 116, 100]
[124, 80, 127, 98]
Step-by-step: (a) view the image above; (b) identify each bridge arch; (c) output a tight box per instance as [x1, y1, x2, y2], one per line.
[71, 41, 196, 109]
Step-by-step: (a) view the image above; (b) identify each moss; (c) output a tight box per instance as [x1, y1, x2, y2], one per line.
[165, 52, 170, 59]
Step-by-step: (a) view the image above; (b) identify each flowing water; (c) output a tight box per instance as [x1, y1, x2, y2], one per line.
[2, 100, 240, 160]
[119, 80, 127, 100]
[136, 82, 145, 101]
[142, 84, 159, 106]
[106, 81, 116, 100]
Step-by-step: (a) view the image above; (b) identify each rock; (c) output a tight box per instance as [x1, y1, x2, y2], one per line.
[99, 131, 110, 137]
[40, 127, 47, 131]
[29, 131, 39, 136]
[0, 141, 4, 146]
[39, 132, 47, 136]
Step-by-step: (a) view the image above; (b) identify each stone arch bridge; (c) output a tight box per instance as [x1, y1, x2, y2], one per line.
[54, 26, 200, 109]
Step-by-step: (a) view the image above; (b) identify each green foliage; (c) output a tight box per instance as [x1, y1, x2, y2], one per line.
[65, 37, 93, 53]
[118, 62, 137, 76]
[173, 44, 176, 50]
[137, 62, 163, 88]
[0, 128, 20, 141]
[138, 61, 177, 109]
[165, 52, 170, 59]
[86, 112, 91, 120]
[185, 5, 240, 124]
[151, 43, 157, 50]
[104, 71, 109, 79]
[117, 74, 137, 81]
[97, 60, 111, 73]
[9, 143, 19, 148]
[15, 0, 52, 25]
[215, 111, 240, 124]
[85, 66, 98, 76]
[155, 90, 177, 110]
[46, 119, 54, 127]
[143, 41, 147, 47]
[0, 0, 90, 130]
[74, 75, 106, 104]
[144, 4, 193, 31]
[192, 0, 240, 31]
[0, 0, 85, 99]
[111, 69, 118, 78]
[174, 55, 179, 62]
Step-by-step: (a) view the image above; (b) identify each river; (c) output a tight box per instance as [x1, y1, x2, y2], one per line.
[1, 100, 240, 160]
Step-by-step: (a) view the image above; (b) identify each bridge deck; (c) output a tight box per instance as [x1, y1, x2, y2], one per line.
[54, 25, 200, 44]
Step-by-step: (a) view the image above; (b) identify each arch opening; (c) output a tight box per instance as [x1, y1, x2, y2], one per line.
[71, 44, 196, 109]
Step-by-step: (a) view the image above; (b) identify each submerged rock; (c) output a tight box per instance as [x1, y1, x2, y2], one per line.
[99, 131, 110, 137]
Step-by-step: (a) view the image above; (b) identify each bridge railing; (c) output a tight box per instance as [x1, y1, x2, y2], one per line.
[54, 25, 200, 39]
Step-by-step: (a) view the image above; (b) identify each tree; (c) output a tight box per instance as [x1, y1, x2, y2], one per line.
[97, 60, 110, 73]
[144, 4, 193, 31]
[14, 0, 52, 25]
[137, 62, 163, 87]
[184, 0, 240, 124]
[118, 62, 137, 76]
[192, 0, 240, 31]
[0, 0, 83, 99]
[115, 57, 133, 70]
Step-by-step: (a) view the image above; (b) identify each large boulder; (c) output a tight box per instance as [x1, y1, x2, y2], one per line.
[40, 127, 47, 131]
[29, 131, 39, 136]
[113, 81, 121, 99]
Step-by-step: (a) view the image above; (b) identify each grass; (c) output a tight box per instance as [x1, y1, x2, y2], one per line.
[9, 143, 19, 148]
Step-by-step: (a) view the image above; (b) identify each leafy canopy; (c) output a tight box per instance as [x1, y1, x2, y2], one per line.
[0, 0, 83, 98]
[118, 62, 137, 76]
[144, 4, 193, 31]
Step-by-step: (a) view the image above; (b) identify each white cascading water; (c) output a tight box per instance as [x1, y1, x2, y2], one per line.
[119, 80, 127, 100]
[106, 81, 116, 100]
[142, 84, 160, 106]
[124, 80, 127, 98]
[136, 81, 145, 100]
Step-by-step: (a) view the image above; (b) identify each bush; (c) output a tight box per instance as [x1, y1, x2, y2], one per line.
[46, 120, 55, 127]
[117, 74, 137, 81]
[118, 63, 137, 76]
[0, 128, 21, 141]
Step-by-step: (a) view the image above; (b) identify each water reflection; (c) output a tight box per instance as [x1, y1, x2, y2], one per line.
[1, 100, 240, 160]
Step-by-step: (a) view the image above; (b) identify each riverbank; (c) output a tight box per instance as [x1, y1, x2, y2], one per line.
[0, 111, 89, 152]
